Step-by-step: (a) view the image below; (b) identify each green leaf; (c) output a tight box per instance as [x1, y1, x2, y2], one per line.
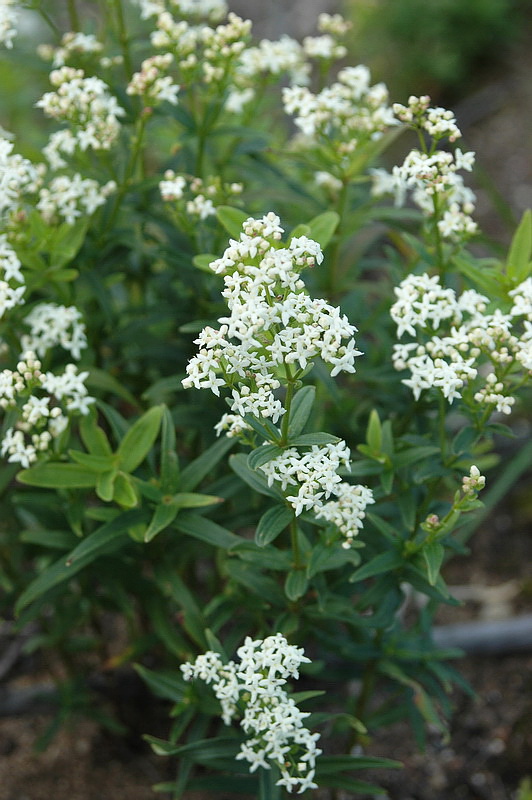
[305, 211, 340, 249]
[393, 445, 440, 469]
[366, 409, 382, 453]
[96, 469, 117, 502]
[316, 755, 402, 774]
[117, 405, 163, 473]
[255, 505, 292, 547]
[134, 663, 186, 703]
[146, 735, 240, 762]
[175, 511, 240, 549]
[50, 219, 89, 267]
[229, 453, 284, 500]
[216, 205, 248, 238]
[154, 566, 208, 648]
[247, 444, 283, 471]
[68, 450, 116, 472]
[192, 253, 217, 272]
[86, 367, 139, 409]
[288, 223, 311, 240]
[452, 426, 478, 455]
[160, 405, 179, 493]
[144, 503, 179, 542]
[179, 436, 234, 492]
[79, 413, 112, 456]
[112, 472, 138, 508]
[242, 413, 280, 441]
[350, 550, 403, 583]
[171, 492, 222, 508]
[307, 542, 361, 577]
[284, 569, 308, 601]
[507, 209, 532, 282]
[15, 510, 144, 613]
[17, 463, 98, 489]
[422, 541, 445, 585]
[20, 529, 77, 550]
[287, 386, 315, 438]
[289, 432, 340, 446]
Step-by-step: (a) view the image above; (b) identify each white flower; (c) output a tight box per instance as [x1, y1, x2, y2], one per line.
[0, 0, 18, 49]
[182, 635, 320, 793]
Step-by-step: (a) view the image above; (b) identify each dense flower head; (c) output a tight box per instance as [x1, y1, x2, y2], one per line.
[159, 170, 242, 218]
[151, 11, 251, 86]
[20, 303, 88, 360]
[0, 136, 44, 219]
[259, 442, 374, 544]
[181, 634, 320, 793]
[393, 95, 462, 142]
[127, 53, 180, 105]
[43, 31, 104, 68]
[0, 351, 94, 467]
[37, 174, 116, 225]
[0, 234, 24, 319]
[37, 68, 125, 167]
[372, 147, 477, 240]
[391, 273, 532, 412]
[282, 65, 396, 150]
[0, 0, 18, 49]
[182, 213, 362, 428]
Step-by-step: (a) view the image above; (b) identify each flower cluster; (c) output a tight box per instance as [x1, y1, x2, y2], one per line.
[20, 303, 88, 359]
[37, 173, 116, 225]
[127, 53, 180, 106]
[37, 67, 125, 168]
[302, 13, 351, 63]
[0, 352, 94, 468]
[151, 10, 251, 87]
[259, 442, 374, 546]
[0, 135, 44, 219]
[0, 234, 25, 319]
[391, 273, 532, 412]
[182, 213, 362, 426]
[39, 31, 104, 68]
[0, 0, 17, 49]
[135, 0, 228, 21]
[462, 464, 486, 496]
[159, 170, 242, 219]
[282, 65, 396, 153]
[393, 95, 462, 142]
[181, 634, 321, 794]
[371, 99, 476, 240]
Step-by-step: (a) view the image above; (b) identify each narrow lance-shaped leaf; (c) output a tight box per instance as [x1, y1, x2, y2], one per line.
[422, 541, 445, 586]
[17, 462, 98, 489]
[15, 510, 145, 613]
[144, 503, 180, 543]
[287, 385, 315, 438]
[255, 505, 293, 547]
[216, 205, 249, 238]
[117, 405, 163, 473]
[305, 210, 340, 249]
[506, 209, 532, 283]
[160, 405, 179, 493]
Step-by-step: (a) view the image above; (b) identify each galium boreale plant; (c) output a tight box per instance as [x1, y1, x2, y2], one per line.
[0, 1, 531, 798]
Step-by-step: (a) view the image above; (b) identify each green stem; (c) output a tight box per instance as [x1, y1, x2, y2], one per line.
[290, 516, 302, 570]
[66, 0, 79, 30]
[35, 6, 61, 36]
[327, 178, 349, 296]
[432, 193, 446, 277]
[112, 0, 133, 78]
[103, 113, 148, 235]
[280, 364, 295, 445]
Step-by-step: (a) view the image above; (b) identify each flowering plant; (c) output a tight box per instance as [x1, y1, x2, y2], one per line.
[0, 1, 530, 797]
